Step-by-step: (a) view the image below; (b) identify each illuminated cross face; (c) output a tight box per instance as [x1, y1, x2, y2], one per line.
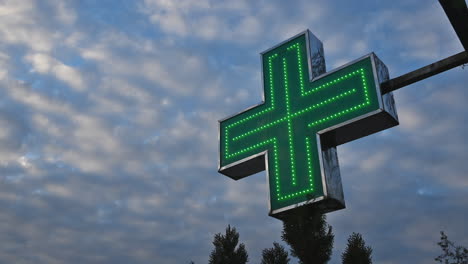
[218, 30, 398, 218]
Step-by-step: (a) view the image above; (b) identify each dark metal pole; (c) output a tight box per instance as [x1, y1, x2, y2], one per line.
[439, 0, 468, 51]
[381, 51, 468, 94]
[381, 0, 468, 94]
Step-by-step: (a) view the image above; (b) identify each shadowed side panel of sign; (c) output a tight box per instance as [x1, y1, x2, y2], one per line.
[220, 153, 266, 180]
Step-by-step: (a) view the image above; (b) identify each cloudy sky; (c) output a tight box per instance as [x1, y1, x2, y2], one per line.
[0, 0, 467, 263]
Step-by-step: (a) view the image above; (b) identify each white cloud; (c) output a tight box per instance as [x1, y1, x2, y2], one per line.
[7, 81, 71, 113]
[359, 150, 391, 173]
[352, 40, 368, 54]
[150, 11, 188, 36]
[365, 2, 462, 61]
[397, 104, 426, 132]
[33, 114, 64, 138]
[0, 0, 58, 52]
[142, 0, 210, 37]
[64, 31, 86, 48]
[25, 53, 86, 91]
[0, 52, 9, 80]
[53, 0, 77, 25]
[78, 31, 226, 97]
[197, 16, 220, 40]
[233, 16, 262, 39]
[45, 183, 73, 198]
[140, 0, 269, 43]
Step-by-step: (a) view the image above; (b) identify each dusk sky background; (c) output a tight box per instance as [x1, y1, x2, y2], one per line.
[0, 0, 467, 263]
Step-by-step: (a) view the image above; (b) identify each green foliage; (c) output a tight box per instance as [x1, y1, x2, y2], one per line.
[261, 242, 290, 264]
[341, 232, 372, 264]
[435, 231, 468, 264]
[209, 224, 249, 264]
[281, 209, 334, 264]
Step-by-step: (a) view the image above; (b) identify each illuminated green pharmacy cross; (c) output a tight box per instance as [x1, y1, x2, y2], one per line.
[219, 33, 382, 214]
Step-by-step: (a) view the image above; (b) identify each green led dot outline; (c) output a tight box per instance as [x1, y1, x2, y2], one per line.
[282, 57, 297, 186]
[224, 54, 278, 156]
[307, 68, 370, 128]
[223, 41, 373, 201]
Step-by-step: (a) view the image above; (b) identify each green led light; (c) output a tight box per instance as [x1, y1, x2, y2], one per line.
[220, 34, 381, 212]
